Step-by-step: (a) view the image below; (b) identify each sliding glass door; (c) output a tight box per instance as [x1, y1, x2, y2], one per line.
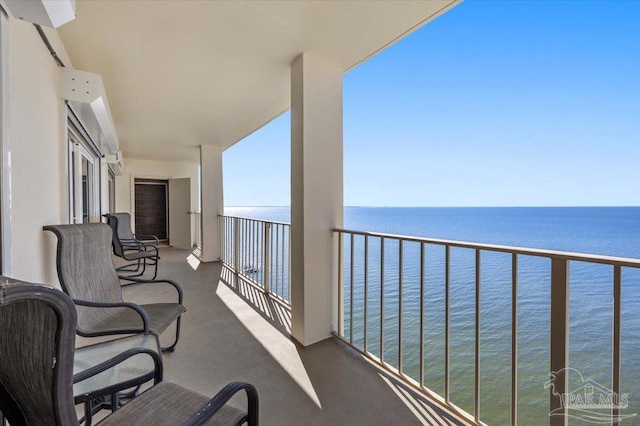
[68, 128, 100, 224]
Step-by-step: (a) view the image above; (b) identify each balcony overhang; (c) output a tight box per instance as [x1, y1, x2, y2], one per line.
[56, 0, 461, 163]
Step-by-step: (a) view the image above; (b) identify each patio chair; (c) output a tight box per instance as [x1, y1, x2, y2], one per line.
[43, 223, 185, 352]
[104, 212, 160, 280]
[0, 280, 259, 426]
[73, 331, 162, 425]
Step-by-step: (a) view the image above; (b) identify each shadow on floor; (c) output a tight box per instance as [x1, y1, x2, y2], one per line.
[123, 247, 473, 426]
[220, 266, 292, 336]
[217, 263, 472, 426]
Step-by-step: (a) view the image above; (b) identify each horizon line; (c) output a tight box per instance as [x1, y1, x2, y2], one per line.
[224, 205, 639, 208]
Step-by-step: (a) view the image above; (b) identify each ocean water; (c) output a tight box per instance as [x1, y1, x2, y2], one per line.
[225, 206, 640, 425]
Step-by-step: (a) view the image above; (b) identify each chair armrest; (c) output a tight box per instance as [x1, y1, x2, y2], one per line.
[125, 242, 159, 256]
[182, 382, 259, 426]
[119, 278, 183, 304]
[120, 238, 139, 244]
[119, 244, 159, 262]
[120, 238, 146, 250]
[73, 347, 163, 384]
[133, 233, 160, 246]
[73, 299, 151, 333]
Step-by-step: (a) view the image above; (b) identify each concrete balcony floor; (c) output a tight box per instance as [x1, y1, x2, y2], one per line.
[116, 247, 473, 426]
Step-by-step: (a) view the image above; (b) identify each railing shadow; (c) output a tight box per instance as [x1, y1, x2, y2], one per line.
[220, 265, 472, 425]
[220, 265, 292, 337]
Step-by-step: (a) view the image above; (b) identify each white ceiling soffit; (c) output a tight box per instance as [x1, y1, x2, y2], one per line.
[57, 0, 460, 163]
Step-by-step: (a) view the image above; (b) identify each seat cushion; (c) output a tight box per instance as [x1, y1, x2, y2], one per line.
[142, 303, 186, 335]
[80, 303, 184, 336]
[96, 381, 246, 425]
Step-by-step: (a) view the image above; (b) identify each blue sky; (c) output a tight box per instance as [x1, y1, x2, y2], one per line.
[223, 1, 639, 207]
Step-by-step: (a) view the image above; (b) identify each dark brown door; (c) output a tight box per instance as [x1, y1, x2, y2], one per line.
[134, 180, 168, 240]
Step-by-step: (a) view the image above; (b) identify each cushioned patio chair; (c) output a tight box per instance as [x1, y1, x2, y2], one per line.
[0, 280, 259, 426]
[104, 212, 160, 280]
[44, 223, 185, 352]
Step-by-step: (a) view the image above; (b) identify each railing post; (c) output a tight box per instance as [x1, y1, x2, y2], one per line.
[263, 222, 271, 295]
[337, 231, 344, 336]
[217, 215, 222, 261]
[287, 224, 291, 302]
[511, 253, 518, 426]
[550, 258, 569, 426]
[612, 265, 622, 426]
[220, 216, 229, 264]
[474, 248, 481, 423]
[233, 217, 240, 277]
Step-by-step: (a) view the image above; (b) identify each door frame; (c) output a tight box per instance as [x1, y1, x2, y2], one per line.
[134, 178, 169, 241]
[107, 169, 116, 214]
[68, 123, 101, 224]
[129, 174, 171, 234]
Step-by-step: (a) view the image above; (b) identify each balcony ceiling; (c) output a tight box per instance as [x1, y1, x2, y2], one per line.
[58, 0, 459, 163]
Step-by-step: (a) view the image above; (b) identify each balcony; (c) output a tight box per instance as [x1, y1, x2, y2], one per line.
[119, 245, 472, 425]
[215, 215, 640, 425]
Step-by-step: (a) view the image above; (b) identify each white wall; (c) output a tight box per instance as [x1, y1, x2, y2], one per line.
[115, 157, 199, 232]
[7, 20, 70, 285]
[1, 18, 199, 284]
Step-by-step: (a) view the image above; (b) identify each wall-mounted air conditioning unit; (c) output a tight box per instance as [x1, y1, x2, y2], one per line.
[61, 68, 120, 156]
[105, 151, 125, 176]
[0, 0, 75, 28]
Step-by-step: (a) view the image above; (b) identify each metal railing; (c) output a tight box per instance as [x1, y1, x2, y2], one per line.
[334, 228, 640, 426]
[219, 215, 291, 303]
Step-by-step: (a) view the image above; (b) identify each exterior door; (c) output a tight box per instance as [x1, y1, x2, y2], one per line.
[69, 139, 99, 224]
[134, 180, 168, 240]
[168, 178, 191, 249]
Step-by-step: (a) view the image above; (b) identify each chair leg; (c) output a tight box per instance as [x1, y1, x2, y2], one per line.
[141, 255, 160, 280]
[111, 392, 119, 413]
[116, 260, 142, 273]
[161, 316, 181, 352]
[117, 258, 146, 278]
[116, 384, 142, 400]
[116, 257, 147, 276]
[150, 256, 158, 280]
[83, 399, 94, 426]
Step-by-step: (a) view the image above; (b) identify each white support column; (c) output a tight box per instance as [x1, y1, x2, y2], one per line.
[200, 145, 224, 262]
[0, 10, 12, 276]
[290, 53, 343, 346]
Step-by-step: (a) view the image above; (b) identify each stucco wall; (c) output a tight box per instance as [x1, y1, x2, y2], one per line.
[115, 157, 199, 233]
[8, 20, 69, 285]
[2, 18, 199, 283]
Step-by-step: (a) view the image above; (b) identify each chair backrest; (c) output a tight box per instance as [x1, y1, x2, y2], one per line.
[103, 213, 134, 257]
[107, 212, 136, 240]
[43, 224, 124, 330]
[0, 279, 79, 426]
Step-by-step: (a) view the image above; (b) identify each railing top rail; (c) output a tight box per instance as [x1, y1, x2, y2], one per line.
[333, 227, 640, 268]
[219, 215, 291, 227]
